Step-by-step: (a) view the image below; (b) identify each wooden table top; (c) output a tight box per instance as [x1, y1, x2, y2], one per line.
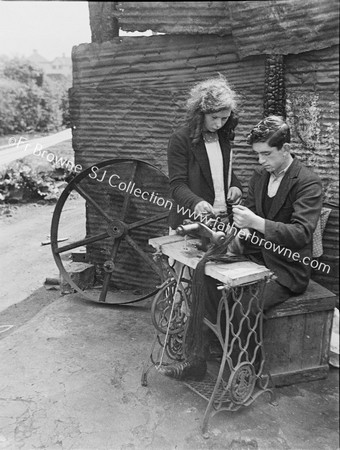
[149, 234, 273, 288]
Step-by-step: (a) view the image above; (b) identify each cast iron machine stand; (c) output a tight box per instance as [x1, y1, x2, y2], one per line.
[141, 223, 275, 435]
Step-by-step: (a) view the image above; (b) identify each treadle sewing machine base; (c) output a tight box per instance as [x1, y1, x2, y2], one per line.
[141, 234, 275, 435]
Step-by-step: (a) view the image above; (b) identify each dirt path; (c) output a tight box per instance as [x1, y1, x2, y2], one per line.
[0, 197, 82, 313]
[0, 128, 72, 167]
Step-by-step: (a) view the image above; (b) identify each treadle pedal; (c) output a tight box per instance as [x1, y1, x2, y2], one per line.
[183, 364, 232, 403]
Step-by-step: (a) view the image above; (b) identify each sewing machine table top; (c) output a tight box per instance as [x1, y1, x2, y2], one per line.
[149, 234, 272, 287]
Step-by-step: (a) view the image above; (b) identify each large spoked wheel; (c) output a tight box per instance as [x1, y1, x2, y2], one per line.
[51, 158, 170, 304]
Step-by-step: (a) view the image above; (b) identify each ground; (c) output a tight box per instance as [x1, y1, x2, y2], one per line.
[0, 136, 76, 312]
[0, 196, 84, 313]
[0, 202, 58, 311]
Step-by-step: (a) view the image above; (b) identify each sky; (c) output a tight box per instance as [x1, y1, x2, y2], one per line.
[0, 1, 92, 60]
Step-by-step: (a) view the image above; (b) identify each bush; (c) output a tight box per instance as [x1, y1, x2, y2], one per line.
[0, 78, 21, 134]
[3, 58, 44, 86]
[0, 160, 72, 203]
[39, 77, 64, 132]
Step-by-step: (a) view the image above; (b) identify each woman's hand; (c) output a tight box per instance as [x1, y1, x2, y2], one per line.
[194, 201, 215, 216]
[227, 186, 242, 205]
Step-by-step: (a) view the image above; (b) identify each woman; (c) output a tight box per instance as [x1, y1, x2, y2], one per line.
[159, 74, 243, 381]
[167, 73, 243, 230]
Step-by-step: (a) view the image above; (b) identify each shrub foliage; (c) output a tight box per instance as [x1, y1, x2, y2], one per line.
[0, 57, 70, 135]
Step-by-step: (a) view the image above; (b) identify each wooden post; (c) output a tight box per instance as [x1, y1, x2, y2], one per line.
[88, 2, 119, 43]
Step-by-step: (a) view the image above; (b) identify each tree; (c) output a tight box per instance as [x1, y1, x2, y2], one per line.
[0, 57, 70, 135]
[3, 58, 44, 86]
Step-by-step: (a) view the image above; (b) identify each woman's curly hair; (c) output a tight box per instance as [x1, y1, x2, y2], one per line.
[185, 74, 239, 144]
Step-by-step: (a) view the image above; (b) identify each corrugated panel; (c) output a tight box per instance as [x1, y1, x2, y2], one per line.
[112, 1, 231, 35]
[228, 0, 339, 58]
[285, 45, 339, 206]
[72, 35, 242, 90]
[70, 87, 183, 172]
[284, 46, 339, 294]
[89, 1, 338, 57]
[71, 34, 266, 288]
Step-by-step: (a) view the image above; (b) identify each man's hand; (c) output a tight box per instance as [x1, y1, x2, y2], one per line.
[232, 204, 265, 233]
[227, 186, 242, 204]
[194, 200, 215, 216]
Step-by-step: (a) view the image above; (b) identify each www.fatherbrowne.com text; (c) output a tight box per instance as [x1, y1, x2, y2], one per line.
[15, 135, 330, 276]
[176, 204, 331, 275]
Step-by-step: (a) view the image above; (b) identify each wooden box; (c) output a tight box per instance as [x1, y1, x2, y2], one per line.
[263, 280, 337, 386]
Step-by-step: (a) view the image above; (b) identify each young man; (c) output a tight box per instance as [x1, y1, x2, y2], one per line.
[232, 115, 323, 307]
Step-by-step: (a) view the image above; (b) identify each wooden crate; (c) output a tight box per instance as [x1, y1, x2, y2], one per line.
[263, 280, 337, 386]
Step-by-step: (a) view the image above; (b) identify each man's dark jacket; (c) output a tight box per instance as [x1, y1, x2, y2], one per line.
[167, 125, 243, 229]
[244, 156, 323, 294]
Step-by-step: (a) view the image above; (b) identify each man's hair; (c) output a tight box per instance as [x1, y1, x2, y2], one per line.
[246, 115, 291, 149]
[185, 73, 239, 144]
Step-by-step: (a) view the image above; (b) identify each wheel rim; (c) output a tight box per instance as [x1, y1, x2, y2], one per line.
[51, 158, 170, 304]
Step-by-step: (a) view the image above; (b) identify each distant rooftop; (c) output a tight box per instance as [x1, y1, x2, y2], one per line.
[28, 49, 49, 64]
[27, 50, 72, 78]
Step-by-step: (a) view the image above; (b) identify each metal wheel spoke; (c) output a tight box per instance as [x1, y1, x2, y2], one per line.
[54, 232, 110, 254]
[74, 184, 112, 224]
[99, 238, 122, 303]
[99, 272, 113, 303]
[124, 234, 163, 277]
[127, 212, 169, 230]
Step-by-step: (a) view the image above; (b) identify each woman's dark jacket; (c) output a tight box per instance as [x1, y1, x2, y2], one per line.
[167, 124, 243, 229]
